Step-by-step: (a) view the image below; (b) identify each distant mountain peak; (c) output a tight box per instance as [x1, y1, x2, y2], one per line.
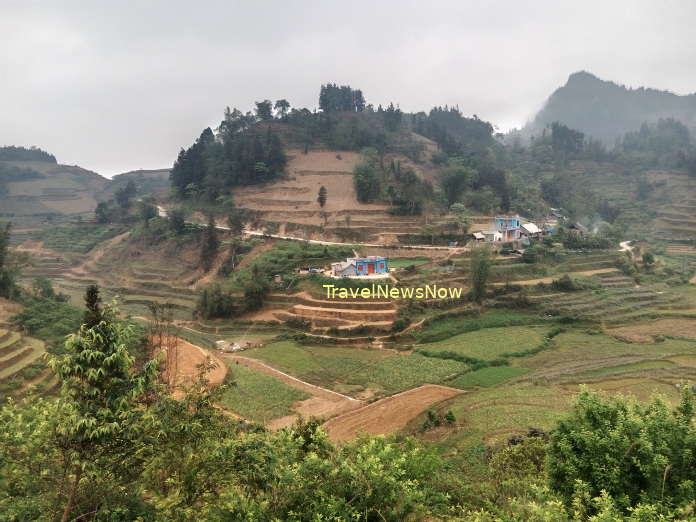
[524, 72, 696, 143]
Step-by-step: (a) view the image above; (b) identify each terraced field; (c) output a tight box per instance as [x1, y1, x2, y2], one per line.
[234, 149, 427, 243]
[537, 279, 690, 324]
[0, 307, 54, 399]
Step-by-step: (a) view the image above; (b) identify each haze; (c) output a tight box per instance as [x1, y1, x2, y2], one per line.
[2, 1, 695, 177]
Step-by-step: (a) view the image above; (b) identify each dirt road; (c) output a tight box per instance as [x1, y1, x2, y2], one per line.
[322, 384, 462, 442]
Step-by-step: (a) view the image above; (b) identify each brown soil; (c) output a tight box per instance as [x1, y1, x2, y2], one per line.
[606, 319, 696, 343]
[222, 354, 363, 429]
[322, 384, 462, 442]
[169, 338, 227, 395]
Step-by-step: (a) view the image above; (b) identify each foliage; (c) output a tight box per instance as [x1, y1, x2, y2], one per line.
[0, 222, 18, 299]
[170, 109, 286, 200]
[319, 83, 366, 113]
[0, 145, 56, 162]
[353, 150, 381, 203]
[317, 185, 327, 208]
[548, 387, 696, 512]
[31, 224, 127, 253]
[470, 246, 493, 303]
[200, 218, 220, 272]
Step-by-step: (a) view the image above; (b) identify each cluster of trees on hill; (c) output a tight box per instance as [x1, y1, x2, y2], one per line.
[170, 108, 286, 201]
[353, 149, 433, 215]
[617, 117, 696, 173]
[319, 83, 366, 112]
[414, 106, 496, 155]
[0, 145, 56, 163]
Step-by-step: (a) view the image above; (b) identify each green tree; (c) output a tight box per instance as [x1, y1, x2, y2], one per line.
[83, 284, 103, 328]
[46, 304, 158, 521]
[317, 185, 327, 208]
[168, 207, 186, 235]
[138, 200, 157, 227]
[95, 201, 109, 224]
[114, 179, 136, 209]
[470, 246, 492, 303]
[0, 221, 17, 299]
[274, 98, 290, 118]
[255, 99, 273, 120]
[441, 163, 477, 206]
[548, 388, 696, 513]
[200, 218, 220, 272]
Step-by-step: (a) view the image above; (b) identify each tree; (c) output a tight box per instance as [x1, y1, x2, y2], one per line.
[0, 221, 17, 299]
[317, 185, 327, 208]
[46, 303, 158, 521]
[255, 100, 273, 121]
[440, 163, 477, 206]
[138, 200, 157, 227]
[200, 218, 219, 272]
[470, 246, 492, 303]
[548, 388, 696, 513]
[168, 207, 186, 235]
[449, 203, 471, 234]
[274, 99, 290, 118]
[95, 201, 109, 224]
[353, 152, 381, 203]
[114, 180, 137, 209]
[83, 284, 103, 328]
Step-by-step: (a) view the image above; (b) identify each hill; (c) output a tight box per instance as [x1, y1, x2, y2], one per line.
[525, 71, 696, 143]
[97, 168, 171, 200]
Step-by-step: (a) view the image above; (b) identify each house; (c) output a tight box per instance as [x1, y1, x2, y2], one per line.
[521, 222, 542, 239]
[472, 232, 486, 241]
[494, 215, 522, 241]
[482, 230, 503, 242]
[331, 256, 388, 277]
[331, 260, 358, 277]
[568, 222, 588, 235]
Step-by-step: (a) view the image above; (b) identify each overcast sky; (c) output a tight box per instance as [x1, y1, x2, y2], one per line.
[2, 1, 695, 177]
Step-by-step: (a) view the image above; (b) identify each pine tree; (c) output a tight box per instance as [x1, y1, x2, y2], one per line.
[83, 284, 103, 328]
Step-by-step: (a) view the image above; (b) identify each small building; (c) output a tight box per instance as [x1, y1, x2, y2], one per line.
[331, 256, 388, 277]
[521, 222, 542, 239]
[331, 260, 358, 277]
[472, 232, 486, 241]
[273, 274, 283, 283]
[482, 230, 503, 242]
[494, 215, 522, 241]
[568, 222, 588, 235]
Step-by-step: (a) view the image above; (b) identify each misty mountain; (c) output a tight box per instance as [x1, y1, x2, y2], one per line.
[525, 71, 696, 144]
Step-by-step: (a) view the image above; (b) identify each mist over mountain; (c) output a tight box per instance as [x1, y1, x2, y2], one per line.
[525, 71, 696, 143]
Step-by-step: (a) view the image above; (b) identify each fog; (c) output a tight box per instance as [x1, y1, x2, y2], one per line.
[2, 1, 695, 176]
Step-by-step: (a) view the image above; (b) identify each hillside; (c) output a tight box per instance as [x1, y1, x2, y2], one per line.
[97, 168, 171, 200]
[525, 71, 696, 143]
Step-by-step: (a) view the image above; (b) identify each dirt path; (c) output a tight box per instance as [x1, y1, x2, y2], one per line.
[493, 268, 619, 286]
[221, 354, 364, 429]
[322, 384, 462, 442]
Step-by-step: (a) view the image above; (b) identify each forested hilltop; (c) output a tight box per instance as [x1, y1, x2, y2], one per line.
[524, 71, 696, 144]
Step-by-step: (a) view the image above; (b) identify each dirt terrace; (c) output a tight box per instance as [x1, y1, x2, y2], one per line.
[323, 384, 462, 442]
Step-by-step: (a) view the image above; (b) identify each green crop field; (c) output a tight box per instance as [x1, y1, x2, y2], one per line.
[448, 366, 529, 388]
[389, 257, 430, 269]
[417, 326, 548, 360]
[244, 341, 469, 396]
[218, 363, 310, 423]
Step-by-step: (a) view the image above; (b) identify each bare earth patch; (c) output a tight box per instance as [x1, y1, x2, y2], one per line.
[606, 318, 696, 343]
[323, 384, 462, 442]
[170, 338, 227, 396]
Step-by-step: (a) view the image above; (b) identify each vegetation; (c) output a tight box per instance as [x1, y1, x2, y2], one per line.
[0, 145, 56, 162]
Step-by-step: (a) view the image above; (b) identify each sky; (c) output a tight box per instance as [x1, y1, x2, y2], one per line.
[2, 1, 696, 177]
